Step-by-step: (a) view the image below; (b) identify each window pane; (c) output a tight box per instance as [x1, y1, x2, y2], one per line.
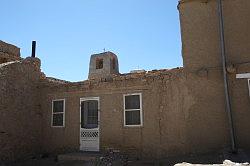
[81, 102, 86, 128]
[87, 116, 98, 125]
[88, 100, 98, 117]
[53, 113, 63, 126]
[53, 100, 64, 113]
[81, 100, 98, 129]
[125, 110, 141, 125]
[125, 95, 140, 109]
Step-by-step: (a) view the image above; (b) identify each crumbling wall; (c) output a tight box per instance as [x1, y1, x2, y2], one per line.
[0, 58, 43, 161]
[3, 0, 249, 160]
[40, 69, 190, 157]
[0, 40, 21, 64]
[37, 0, 250, 159]
[40, 67, 245, 159]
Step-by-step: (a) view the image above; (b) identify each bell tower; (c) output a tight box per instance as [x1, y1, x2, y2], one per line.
[88, 51, 119, 80]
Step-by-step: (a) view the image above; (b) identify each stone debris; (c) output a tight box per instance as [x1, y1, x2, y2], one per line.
[46, 77, 70, 84]
[95, 149, 128, 166]
[174, 160, 250, 166]
[40, 67, 184, 89]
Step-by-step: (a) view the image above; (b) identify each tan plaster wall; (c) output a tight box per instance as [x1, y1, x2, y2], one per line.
[179, 0, 250, 71]
[179, 0, 250, 152]
[231, 64, 250, 149]
[39, 66, 250, 158]
[0, 58, 43, 161]
[2, 0, 250, 161]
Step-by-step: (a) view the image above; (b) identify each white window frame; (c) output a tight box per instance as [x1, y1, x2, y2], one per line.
[51, 99, 65, 127]
[248, 79, 250, 97]
[236, 73, 250, 79]
[123, 93, 143, 127]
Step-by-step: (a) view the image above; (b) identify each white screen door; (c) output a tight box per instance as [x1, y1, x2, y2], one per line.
[80, 97, 100, 151]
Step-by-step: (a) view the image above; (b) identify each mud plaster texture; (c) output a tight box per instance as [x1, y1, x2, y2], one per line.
[39, 65, 250, 159]
[0, 58, 44, 161]
[1, 0, 250, 162]
[88, 51, 119, 80]
[0, 41, 21, 64]
[179, 0, 250, 72]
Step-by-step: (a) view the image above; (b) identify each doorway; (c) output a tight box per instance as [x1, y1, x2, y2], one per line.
[80, 97, 100, 151]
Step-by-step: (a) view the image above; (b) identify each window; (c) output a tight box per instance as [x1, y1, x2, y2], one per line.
[123, 93, 143, 126]
[96, 58, 103, 69]
[52, 99, 65, 127]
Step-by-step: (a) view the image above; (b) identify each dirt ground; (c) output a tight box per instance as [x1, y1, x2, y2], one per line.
[1, 149, 250, 166]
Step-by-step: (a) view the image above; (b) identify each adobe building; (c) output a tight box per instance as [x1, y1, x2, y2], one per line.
[1, 0, 250, 162]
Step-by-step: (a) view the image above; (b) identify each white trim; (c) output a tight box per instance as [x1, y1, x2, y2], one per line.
[51, 99, 65, 128]
[123, 93, 143, 127]
[79, 98, 81, 150]
[248, 79, 250, 97]
[236, 73, 250, 79]
[80, 97, 100, 104]
[79, 97, 100, 151]
[80, 97, 100, 126]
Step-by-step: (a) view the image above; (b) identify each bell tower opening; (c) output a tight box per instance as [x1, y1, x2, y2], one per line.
[96, 58, 103, 69]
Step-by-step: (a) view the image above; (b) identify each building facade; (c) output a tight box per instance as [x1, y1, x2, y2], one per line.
[0, 0, 250, 161]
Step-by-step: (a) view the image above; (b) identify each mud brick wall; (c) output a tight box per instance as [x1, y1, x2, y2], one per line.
[0, 40, 21, 64]
[179, 0, 250, 72]
[40, 61, 250, 159]
[0, 58, 43, 161]
[88, 52, 119, 80]
[38, 67, 235, 159]
[1, 0, 250, 161]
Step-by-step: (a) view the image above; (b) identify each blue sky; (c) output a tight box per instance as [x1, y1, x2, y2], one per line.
[1, 0, 182, 81]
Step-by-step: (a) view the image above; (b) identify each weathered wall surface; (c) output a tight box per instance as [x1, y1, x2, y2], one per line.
[0, 58, 43, 161]
[40, 69, 191, 158]
[40, 66, 250, 158]
[0, 40, 21, 64]
[179, 0, 250, 71]
[39, 0, 250, 158]
[179, 0, 250, 152]
[230, 63, 250, 149]
[1, 0, 250, 161]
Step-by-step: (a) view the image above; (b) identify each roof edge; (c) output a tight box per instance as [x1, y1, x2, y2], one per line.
[178, 0, 210, 9]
